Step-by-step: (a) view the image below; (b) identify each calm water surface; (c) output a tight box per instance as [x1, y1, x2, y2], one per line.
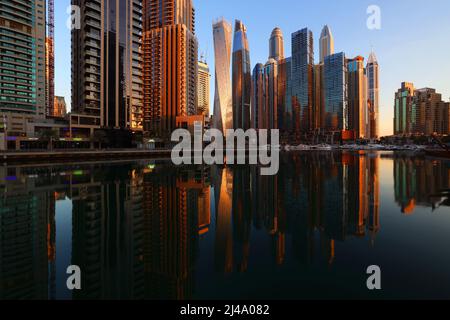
[1, 151, 450, 300]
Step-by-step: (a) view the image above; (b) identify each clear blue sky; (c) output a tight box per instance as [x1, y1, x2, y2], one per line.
[55, 0, 450, 136]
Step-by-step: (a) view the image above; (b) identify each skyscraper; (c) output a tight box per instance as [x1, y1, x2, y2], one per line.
[291, 28, 314, 133]
[394, 82, 414, 135]
[323, 52, 347, 131]
[232, 20, 251, 130]
[278, 57, 292, 131]
[53, 96, 67, 118]
[412, 88, 450, 135]
[313, 63, 325, 130]
[72, 0, 143, 131]
[143, 0, 198, 137]
[263, 58, 279, 130]
[251, 63, 264, 130]
[0, 0, 46, 117]
[366, 52, 379, 139]
[347, 56, 368, 139]
[269, 27, 285, 62]
[198, 59, 211, 116]
[252, 28, 289, 131]
[46, 37, 55, 117]
[213, 19, 233, 133]
[319, 25, 334, 63]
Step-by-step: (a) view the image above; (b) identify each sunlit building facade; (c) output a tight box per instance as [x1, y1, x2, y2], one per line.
[143, 0, 198, 137]
[394, 82, 415, 135]
[213, 18, 233, 133]
[347, 56, 368, 138]
[232, 20, 251, 130]
[412, 88, 450, 135]
[53, 96, 67, 118]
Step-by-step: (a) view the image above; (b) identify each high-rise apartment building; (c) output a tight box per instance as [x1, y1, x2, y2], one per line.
[213, 19, 233, 133]
[347, 56, 368, 138]
[197, 60, 210, 116]
[291, 28, 314, 133]
[232, 20, 251, 130]
[319, 25, 334, 64]
[412, 88, 450, 135]
[0, 0, 46, 117]
[252, 28, 290, 132]
[143, 0, 198, 137]
[394, 82, 415, 135]
[53, 96, 67, 118]
[323, 52, 347, 131]
[72, 0, 143, 131]
[366, 52, 379, 139]
[45, 37, 54, 117]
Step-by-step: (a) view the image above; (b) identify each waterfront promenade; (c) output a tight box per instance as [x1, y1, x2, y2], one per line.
[0, 149, 172, 164]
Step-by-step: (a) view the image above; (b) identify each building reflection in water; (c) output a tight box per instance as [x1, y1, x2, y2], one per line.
[0, 151, 449, 300]
[394, 155, 450, 214]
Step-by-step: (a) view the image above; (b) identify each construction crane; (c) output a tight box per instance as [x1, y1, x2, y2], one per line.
[46, 0, 55, 117]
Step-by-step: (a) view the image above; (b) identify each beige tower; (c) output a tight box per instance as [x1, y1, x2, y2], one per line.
[320, 25, 335, 64]
[269, 27, 285, 62]
[197, 60, 211, 116]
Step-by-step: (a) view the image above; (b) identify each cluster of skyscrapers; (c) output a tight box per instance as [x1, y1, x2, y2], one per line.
[213, 21, 380, 141]
[3, 0, 450, 151]
[394, 82, 450, 136]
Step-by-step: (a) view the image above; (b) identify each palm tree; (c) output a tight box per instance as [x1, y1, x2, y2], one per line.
[93, 130, 109, 149]
[132, 131, 144, 148]
[39, 129, 59, 150]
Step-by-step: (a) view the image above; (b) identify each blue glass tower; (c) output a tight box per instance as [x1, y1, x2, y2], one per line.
[323, 52, 347, 131]
[291, 28, 314, 133]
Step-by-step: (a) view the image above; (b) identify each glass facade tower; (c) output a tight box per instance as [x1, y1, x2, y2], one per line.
[323, 52, 347, 131]
[291, 28, 314, 133]
[347, 56, 368, 138]
[232, 20, 251, 130]
[213, 18, 233, 133]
